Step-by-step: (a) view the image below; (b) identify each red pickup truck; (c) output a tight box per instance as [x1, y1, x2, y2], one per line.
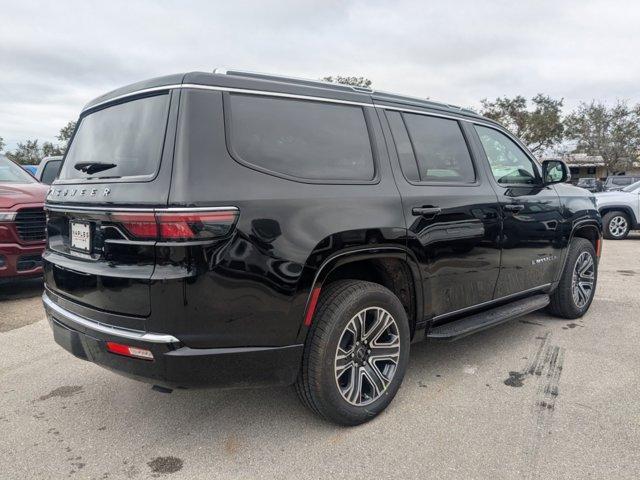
[0, 156, 48, 282]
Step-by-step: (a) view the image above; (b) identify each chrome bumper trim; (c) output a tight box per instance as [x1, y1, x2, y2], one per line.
[43, 292, 179, 344]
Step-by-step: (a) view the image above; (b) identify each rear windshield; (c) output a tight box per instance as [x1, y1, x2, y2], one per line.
[0, 157, 37, 183]
[58, 93, 170, 181]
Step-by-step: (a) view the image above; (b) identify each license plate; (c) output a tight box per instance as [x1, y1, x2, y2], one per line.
[70, 221, 92, 253]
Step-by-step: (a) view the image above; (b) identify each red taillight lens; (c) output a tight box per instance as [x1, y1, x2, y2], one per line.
[111, 213, 158, 240]
[106, 342, 154, 361]
[156, 211, 238, 240]
[111, 209, 238, 241]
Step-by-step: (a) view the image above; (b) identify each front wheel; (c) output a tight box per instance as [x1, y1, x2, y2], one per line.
[295, 280, 410, 426]
[548, 238, 597, 319]
[603, 211, 630, 239]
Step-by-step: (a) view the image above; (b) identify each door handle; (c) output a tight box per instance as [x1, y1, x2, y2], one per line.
[503, 204, 525, 213]
[412, 206, 442, 218]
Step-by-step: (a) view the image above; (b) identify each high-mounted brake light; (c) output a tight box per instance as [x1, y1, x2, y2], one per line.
[111, 209, 238, 241]
[106, 342, 154, 361]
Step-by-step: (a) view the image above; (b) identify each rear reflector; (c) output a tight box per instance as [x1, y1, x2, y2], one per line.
[111, 208, 238, 241]
[303, 286, 322, 327]
[106, 342, 154, 361]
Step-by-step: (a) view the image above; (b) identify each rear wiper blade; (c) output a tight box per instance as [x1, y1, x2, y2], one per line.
[74, 162, 117, 174]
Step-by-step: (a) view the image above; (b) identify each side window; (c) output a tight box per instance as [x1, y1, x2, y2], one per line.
[41, 160, 61, 184]
[402, 113, 476, 183]
[475, 126, 539, 185]
[226, 94, 375, 181]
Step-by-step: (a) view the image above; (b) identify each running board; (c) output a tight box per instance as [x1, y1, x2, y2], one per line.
[427, 294, 550, 341]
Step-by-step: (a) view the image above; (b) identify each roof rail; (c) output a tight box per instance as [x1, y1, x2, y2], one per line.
[212, 68, 477, 116]
[213, 67, 374, 94]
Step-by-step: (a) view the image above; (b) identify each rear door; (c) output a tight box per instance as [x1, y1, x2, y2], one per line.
[44, 90, 179, 321]
[379, 106, 502, 319]
[470, 124, 563, 298]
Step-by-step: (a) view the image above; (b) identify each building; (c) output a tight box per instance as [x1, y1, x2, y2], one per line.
[560, 153, 607, 180]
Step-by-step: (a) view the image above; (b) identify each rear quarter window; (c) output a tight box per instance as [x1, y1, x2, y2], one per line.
[225, 94, 375, 182]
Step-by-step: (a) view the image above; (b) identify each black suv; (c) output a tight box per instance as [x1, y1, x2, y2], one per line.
[43, 70, 602, 425]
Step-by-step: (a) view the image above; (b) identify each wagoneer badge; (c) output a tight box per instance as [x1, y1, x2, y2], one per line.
[48, 187, 111, 198]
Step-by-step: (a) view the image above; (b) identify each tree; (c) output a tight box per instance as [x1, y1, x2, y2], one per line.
[5, 140, 42, 165]
[564, 100, 640, 174]
[321, 75, 372, 89]
[42, 141, 64, 157]
[57, 121, 76, 149]
[480, 94, 564, 155]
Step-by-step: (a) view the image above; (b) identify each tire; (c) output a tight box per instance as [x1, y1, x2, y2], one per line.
[602, 211, 630, 240]
[295, 280, 410, 426]
[548, 238, 597, 319]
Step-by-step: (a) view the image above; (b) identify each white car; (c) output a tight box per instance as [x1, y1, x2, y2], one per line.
[34, 155, 63, 184]
[595, 180, 640, 239]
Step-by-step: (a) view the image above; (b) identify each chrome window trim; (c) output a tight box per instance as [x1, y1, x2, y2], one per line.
[43, 292, 180, 344]
[82, 83, 511, 132]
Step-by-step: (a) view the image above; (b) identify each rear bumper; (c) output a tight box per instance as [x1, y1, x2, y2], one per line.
[43, 290, 303, 389]
[0, 241, 44, 279]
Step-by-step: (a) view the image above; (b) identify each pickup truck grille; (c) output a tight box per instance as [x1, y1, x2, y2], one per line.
[15, 208, 46, 241]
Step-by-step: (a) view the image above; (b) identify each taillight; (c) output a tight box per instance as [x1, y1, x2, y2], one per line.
[111, 208, 238, 241]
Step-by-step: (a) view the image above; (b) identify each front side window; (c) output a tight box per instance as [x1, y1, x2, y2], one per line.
[226, 94, 375, 181]
[59, 93, 170, 181]
[475, 126, 538, 185]
[402, 114, 475, 183]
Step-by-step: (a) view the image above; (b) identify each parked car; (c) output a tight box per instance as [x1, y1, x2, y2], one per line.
[42, 70, 602, 425]
[595, 180, 640, 239]
[34, 156, 63, 184]
[0, 156, 48, 282]
[603, 175, 640, 191]
[576, 177, 603, 193]
[22, 165, 38, 176]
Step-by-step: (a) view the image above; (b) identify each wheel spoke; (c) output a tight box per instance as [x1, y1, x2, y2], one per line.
[335, 347, 353, 376]
[362, 363, 386, 397]
[346, 313, 364, 341]
[578, 255, 593, 276]
[365, 309, 395, 344]
[369, 341, 400, 361]
[345, 367, 363, 404]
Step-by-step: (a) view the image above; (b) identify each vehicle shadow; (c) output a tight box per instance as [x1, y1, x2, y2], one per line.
[0, 277, 44, 301]
[93, 311, 556, 437]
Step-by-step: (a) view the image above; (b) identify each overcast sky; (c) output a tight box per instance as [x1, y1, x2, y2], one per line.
[1, 0, 639, 150]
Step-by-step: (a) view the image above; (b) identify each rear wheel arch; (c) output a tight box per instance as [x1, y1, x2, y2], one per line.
[297, 248, 422, 341]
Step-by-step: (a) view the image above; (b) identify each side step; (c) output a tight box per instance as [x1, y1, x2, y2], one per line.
[427, 294, 550, 341]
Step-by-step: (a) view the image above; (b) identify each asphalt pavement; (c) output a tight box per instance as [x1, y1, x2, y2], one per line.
[0, 236, 639, 479]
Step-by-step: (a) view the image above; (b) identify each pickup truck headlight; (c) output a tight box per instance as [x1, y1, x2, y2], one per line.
[0, 211, 17, 222]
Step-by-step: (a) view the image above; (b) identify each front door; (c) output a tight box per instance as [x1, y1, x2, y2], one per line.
[380, 108, 502, 318]
[471, 125, 564, 298]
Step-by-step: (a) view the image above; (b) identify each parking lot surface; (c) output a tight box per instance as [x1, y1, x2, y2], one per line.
[1, 237, 639, 479]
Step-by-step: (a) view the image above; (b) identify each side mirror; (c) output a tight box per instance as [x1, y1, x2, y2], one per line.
[542, 160, 570, 185]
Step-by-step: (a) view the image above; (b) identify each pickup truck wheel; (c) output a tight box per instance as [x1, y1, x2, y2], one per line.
[603, 211, 630, 239]
[295, 280, 410, 426]
[548, 238, 597, 319]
